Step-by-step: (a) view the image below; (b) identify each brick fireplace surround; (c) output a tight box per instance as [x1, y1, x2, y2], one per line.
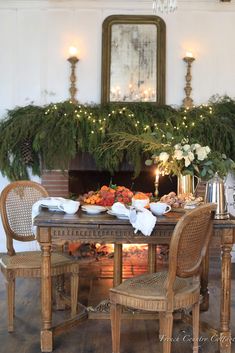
[41, 169, 221, 272]
[41, 170, 69, 198]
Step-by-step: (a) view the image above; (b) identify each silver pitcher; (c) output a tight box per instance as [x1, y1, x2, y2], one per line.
[205, 172, 229, 220]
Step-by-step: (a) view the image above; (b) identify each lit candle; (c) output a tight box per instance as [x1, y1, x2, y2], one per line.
[155, 169, 160, 183]
[69, 46, 78, 58]
[185, 51, 194, 58]
[154, 169, 160, 197]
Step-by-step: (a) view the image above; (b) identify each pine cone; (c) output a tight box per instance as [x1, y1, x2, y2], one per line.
[20, 138, 33, 165]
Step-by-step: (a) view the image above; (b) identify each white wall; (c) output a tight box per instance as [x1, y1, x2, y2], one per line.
[1, 0, 235, 111]
[1, 0, 235, 251]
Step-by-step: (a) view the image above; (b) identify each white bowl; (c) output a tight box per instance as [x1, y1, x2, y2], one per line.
[81, 205, 107, 214]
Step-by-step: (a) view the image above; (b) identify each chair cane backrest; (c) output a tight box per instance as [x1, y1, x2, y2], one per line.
[166, 204, 216, 290]
[0, 181, 48, 255]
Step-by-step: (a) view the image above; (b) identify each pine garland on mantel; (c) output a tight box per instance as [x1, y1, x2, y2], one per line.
[0, 96, 235, 180]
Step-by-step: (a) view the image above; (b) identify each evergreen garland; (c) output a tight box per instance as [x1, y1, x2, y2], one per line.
[0, 96, 235, 181]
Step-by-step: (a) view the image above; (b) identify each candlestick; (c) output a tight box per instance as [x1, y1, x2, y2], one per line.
[182, 52, 195, 109]
[67, 47, 79, 104]
[154, 169, 160, 197]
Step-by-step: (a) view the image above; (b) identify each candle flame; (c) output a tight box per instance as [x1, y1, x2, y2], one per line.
[185, 51, 194, 58]
[69, 46, 78, 57]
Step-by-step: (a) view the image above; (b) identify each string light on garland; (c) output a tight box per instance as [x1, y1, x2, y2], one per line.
[153, 0, 177, 13]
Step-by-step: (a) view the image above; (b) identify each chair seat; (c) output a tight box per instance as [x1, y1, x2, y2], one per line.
[0, 251, 78, 277]
[110, 271, 200, 311]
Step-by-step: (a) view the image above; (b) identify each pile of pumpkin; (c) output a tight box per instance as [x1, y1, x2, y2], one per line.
[80, 185, 151, 207]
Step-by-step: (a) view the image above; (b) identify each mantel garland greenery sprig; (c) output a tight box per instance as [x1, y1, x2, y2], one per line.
[0, 96, 235, 181]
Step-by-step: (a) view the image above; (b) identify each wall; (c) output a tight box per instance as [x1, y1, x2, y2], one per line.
[0, 0, 235, 251]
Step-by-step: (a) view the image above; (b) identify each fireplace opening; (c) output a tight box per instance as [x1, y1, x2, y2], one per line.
[68, 152, 177, 196]
[69, 170, 177, 196]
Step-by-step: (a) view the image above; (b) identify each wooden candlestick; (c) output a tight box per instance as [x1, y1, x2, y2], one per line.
[183, 55, 195, 109]
[67, 56, 79, 104]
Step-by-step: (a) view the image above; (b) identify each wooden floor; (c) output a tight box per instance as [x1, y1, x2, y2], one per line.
[0, 262, 234, 353]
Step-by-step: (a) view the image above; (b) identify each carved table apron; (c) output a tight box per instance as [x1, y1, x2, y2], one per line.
[34, 210, 235, 353]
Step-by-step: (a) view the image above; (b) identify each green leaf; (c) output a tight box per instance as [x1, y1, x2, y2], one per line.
[203, 160, 213, 166]
[166, 132, 172, 140]
[200, 168, 207, 177]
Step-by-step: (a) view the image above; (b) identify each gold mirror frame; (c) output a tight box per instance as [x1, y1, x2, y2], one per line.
[101, 15, 166, 105]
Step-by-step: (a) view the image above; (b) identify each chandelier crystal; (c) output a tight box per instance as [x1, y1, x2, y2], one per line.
[153, 0, 177, 13]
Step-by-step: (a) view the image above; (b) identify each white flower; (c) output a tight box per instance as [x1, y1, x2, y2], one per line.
[184, 157, 191, 167]
[174, 144, 181, 150]
[196, 146, 208, 161]
[205, 146, 211, 153]
[183, 144, 191, 152]
[159, 152, 169, 163]
[174, 149, 184, 160]
[191, 143, 201, 150]
[188, 151, 195, 162]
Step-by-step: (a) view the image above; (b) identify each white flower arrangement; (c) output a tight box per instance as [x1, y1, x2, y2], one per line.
[158, 143, 211, 169]
[173, 143, 211, 167]
[147, 140, 234, 180]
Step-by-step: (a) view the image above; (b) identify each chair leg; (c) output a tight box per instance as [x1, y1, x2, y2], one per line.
[162, 311, 173, 353]
[192, 301, 200, 353]
[12, 279, 15, 317]
[159, 312, 165, 339]
[6, 277, 15, 332]
[110, 303, 122, 353]
[71, 273, 79, 318]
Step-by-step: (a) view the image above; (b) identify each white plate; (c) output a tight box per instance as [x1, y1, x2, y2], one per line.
[81, 205, 107, 214]
[107, 210, 129, 220]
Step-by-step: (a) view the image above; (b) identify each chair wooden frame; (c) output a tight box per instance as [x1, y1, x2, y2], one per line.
[0, 180, 79, 332]
[110, 203, 216, 353]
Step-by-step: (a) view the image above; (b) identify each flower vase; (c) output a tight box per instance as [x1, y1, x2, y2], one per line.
[177, 174, 194, 195]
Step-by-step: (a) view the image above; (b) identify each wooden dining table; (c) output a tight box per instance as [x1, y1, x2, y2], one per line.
[34, 209, 235, 353]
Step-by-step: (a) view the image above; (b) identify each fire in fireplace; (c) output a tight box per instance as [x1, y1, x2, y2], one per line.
[68, 242, 169, 279]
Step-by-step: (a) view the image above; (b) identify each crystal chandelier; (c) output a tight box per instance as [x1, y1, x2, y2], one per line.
[153, 0, 177, 13]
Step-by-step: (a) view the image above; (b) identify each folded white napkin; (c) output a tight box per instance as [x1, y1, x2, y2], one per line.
[131, 208, 157, 236]
[111, 202, 157, 236]
[32, 197, 66, 236]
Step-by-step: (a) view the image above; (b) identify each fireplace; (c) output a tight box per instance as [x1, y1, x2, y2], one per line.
[68, 152, 177, 196]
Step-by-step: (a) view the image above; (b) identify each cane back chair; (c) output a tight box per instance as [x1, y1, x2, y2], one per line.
[0, 180, 79, 332]
[110, 203, 216, 353]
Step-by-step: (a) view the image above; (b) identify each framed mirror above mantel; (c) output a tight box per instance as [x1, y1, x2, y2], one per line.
[101, 15, 166, 105]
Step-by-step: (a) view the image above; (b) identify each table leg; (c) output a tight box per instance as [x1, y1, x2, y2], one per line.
[200, 249, 209, 311]
[220, 228, 233, 353]
[39, 227, 53, 352]
[148, 244, 156, 274]
[113, 244, 122, 287]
